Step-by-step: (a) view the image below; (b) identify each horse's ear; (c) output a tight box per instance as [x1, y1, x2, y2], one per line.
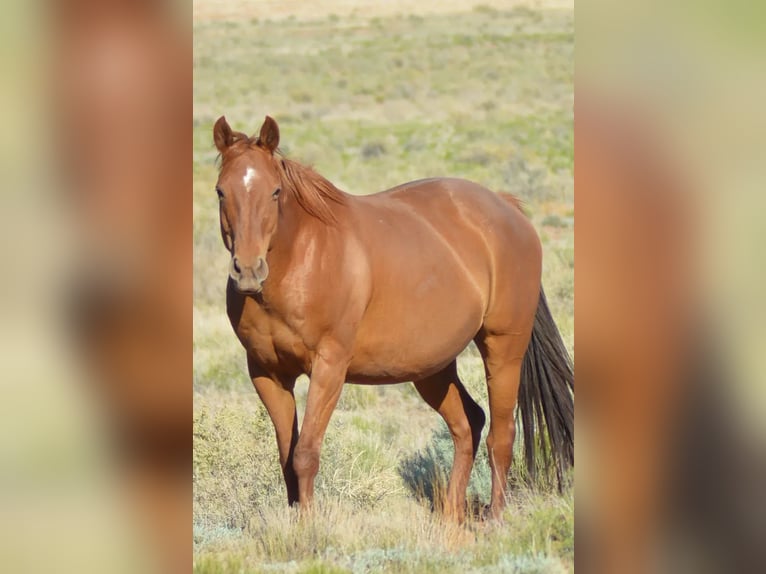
[213, 116, 233, 152]
[258, 115, 280, 153]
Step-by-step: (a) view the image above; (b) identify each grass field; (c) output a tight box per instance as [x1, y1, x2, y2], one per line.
[194, 2, 573, 572]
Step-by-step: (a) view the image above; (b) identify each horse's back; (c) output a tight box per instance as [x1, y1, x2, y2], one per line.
[373, 177, 531, 237]
[361, 177, 540, 287]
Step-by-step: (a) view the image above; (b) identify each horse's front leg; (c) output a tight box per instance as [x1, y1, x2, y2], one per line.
[293, 345, 348, 508]
[248, 356, 299, 505]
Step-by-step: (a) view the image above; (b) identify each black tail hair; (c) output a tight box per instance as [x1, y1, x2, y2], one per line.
[517, 287, 574, 489]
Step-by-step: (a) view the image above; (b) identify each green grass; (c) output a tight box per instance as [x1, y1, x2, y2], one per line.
[194, 3, 573, 572]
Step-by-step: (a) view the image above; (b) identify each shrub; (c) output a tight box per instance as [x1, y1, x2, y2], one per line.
[193, 397, 284, 531]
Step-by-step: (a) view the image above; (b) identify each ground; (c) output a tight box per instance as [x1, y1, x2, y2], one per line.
[193, 1, 573, 572]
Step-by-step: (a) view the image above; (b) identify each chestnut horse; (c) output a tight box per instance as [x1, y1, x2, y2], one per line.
[213, 115, 573, 521]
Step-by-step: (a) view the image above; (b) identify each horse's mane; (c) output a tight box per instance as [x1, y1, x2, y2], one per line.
[218, 136, 346, 226]
[277, 156, 346, 225]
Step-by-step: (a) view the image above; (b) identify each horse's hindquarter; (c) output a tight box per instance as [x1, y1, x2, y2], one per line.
[346, 178, 538, 383]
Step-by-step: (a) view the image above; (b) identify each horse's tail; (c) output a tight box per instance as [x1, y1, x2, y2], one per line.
[517, 286, 574, 489]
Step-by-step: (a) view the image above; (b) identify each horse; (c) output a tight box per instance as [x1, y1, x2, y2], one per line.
[213, 115, 573, 521]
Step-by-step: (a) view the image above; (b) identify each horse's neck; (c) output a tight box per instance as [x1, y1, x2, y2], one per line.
[259, 203, 337, 314]
[272, 194, 333, 266]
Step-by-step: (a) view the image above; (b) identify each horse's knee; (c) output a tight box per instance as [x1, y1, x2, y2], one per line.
[292, 445, 319, 478]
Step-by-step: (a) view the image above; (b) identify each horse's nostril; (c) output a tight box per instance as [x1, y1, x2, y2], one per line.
[232, 257, 241, 274]
[254, 257, 269, 283]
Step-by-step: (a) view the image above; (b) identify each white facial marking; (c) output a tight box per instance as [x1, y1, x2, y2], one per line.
[243, 167, 257, 192]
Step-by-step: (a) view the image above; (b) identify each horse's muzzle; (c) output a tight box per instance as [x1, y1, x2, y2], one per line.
[229, 256, 269, 293]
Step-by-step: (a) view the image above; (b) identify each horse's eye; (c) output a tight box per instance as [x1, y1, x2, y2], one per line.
[272, 187, 281, 200]
[216, 187, 224, 201]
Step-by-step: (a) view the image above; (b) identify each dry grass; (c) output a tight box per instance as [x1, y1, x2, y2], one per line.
[194, 483, 573, 573]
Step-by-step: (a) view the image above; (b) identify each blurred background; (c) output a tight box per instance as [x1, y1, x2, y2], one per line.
[1, 1, 190, 573]
[576, 1, 766, 572]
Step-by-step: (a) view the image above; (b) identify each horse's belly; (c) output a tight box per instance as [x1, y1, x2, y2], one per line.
[347, 296, 483, 383]
[346, 355, 457, 384]
[347, 333, 474, 383]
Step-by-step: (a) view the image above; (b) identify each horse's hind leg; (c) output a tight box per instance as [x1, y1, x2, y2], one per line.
[475, 332, 531, 520]
[413, 361, 485, 522]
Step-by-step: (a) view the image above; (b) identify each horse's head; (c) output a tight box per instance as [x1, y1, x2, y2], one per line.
[213, 115, 282, 294]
